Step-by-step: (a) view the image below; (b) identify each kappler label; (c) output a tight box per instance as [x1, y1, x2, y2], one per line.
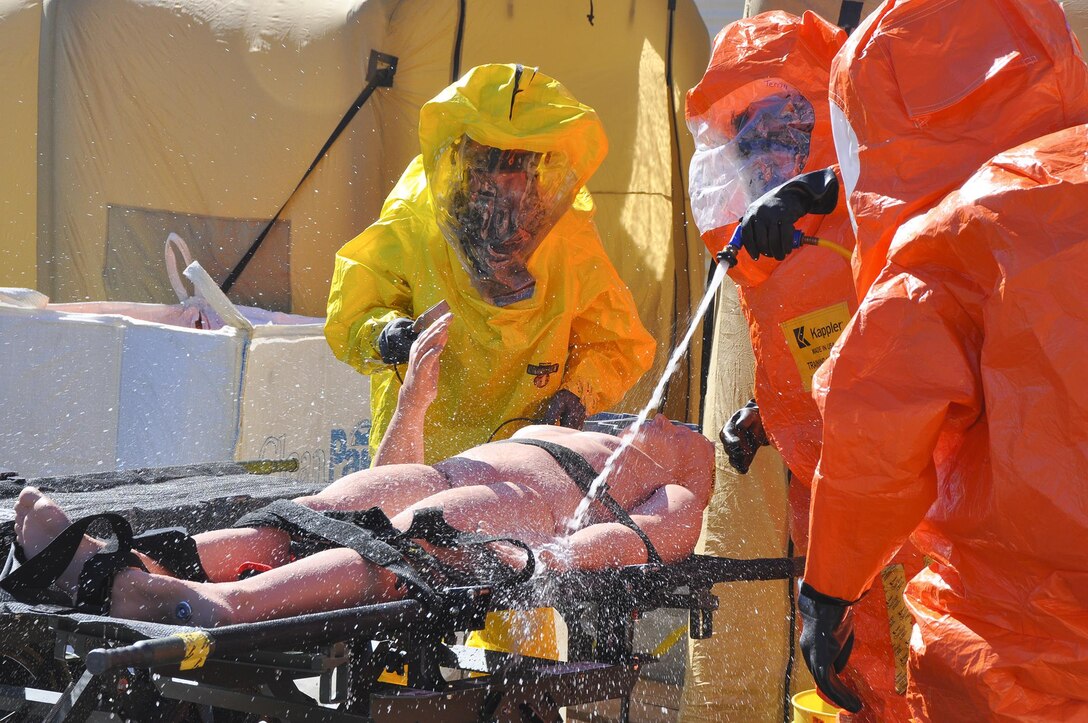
[780, 301, 851, 391]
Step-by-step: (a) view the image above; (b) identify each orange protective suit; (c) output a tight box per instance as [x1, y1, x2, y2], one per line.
[807, 1, 1088, 719]
[686, 12, 919, 721]
[828, 0, 1088, 300]
[688, 9, 852, 549]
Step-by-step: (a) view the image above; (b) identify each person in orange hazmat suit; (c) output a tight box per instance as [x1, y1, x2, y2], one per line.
[686, 11, 919, 721]
[736, 0, 1088, 718]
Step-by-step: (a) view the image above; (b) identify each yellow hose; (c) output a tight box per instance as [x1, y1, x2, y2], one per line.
[809, 237, 853, 261]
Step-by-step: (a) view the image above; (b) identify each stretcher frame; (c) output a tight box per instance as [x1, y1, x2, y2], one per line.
[0, 554, 803, 723]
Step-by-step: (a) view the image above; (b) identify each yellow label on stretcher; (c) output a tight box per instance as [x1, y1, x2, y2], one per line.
[177, 630, 213, 671]
[780, 302, 851, 391]
[378, 665, 408, 686]
[880, 563, 913, 695]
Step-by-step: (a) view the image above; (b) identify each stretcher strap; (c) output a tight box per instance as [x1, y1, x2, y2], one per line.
[0, 513, 146, 612]
[330, 507, 489, 591]
[499, 438, 663, 565]
[131, 528, 209, 583]
[400, 507, 535, 584]
[235, 501, 535, 595]
[233, 501, 440, 601]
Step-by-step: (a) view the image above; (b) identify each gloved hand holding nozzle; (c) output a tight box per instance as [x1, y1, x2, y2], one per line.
[716, 168, 840, 267]
[377, 317, 417, 364]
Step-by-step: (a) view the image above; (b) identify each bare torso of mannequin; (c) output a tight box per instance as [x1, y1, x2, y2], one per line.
[435, 423, 685, 526]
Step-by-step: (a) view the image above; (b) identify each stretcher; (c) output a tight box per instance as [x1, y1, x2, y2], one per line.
[0, 427, 803, 723]
[0, 552, 802, 723]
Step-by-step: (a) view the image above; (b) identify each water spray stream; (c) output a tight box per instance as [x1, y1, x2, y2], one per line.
[565, 261, 729, 535]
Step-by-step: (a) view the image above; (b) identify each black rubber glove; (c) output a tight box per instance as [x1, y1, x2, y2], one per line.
[798, 581, 863, 713]
[377, 317, 418, 364]
[719, 399, 769, 474]
[739, 168, 839, 261]
[542, 389, 586, 429]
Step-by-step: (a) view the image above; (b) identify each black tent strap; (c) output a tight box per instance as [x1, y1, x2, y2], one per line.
[451, 0, 467, 83]
[220, 50, 398, 295]
[838, 1, 865, 33]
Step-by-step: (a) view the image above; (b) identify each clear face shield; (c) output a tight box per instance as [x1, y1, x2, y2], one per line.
[431, 136, 579, 306]
[829, 101, 861, 235]
[688, 81, 816, 239]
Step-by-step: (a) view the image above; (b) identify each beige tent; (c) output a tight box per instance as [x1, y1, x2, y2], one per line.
[0, 0, 39, 293]
[1069, 0, 1088, 51]
[0, 0, 710, 422]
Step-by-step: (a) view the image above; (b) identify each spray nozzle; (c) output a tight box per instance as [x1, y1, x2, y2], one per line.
[714, 227, 822, 268]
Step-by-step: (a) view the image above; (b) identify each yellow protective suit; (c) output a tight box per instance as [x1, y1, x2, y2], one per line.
[685, 12, 918, 721]
[806, 1, 1088, 719]
[325, 64, 655, 662]
[326, 64, 655, 465]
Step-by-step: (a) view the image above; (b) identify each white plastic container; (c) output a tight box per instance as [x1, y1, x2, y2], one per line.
[0, 250, 370, 483]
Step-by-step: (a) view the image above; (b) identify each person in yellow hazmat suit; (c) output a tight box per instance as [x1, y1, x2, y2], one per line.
[684, 12, 920, 722]
[736, 0, 1088, 718]
[325, 63, 655, 660]
[326, 63, 654, 466]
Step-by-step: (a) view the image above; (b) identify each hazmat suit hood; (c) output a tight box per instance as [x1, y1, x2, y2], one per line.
[419, 64, 608, 306]
[830, 0, 1088, 298]
[686, 10, 845, 255]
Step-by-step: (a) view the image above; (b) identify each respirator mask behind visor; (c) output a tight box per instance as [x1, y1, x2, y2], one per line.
[688, 81, 815, 237]
[432, 136, 579, 306]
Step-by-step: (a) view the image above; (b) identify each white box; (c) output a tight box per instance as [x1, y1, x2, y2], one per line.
[0, 276, 370, 484]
